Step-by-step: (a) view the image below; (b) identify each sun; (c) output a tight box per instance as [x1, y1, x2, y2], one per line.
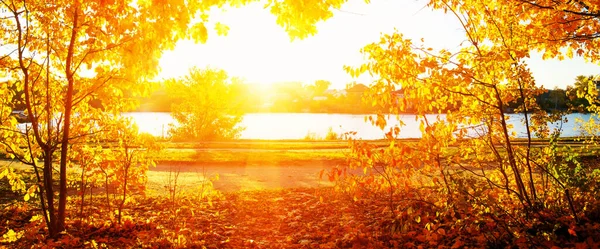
[156, 3, 300, 85]
[155, 1, 380, 89]
[156, 0, 600, 90]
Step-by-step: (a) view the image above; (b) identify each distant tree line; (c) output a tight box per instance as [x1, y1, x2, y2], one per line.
[135, 80, 381, 114]
[10, 76, 595, 114]
[133, 75, 598, 114]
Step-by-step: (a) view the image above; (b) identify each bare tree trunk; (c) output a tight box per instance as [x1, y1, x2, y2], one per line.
[79, 165, 86, 220]
[493, 85, 531, 207]
[517, 80, 537, 202]
[43, 156, 56, 236]
[90, 183, 94, 220]
[104, 171, 111, 213]
[38, 32, 52, 233]
[118, 147, 131, 224]
[57, 3, 80, 233]
[9, 2, 60, 237]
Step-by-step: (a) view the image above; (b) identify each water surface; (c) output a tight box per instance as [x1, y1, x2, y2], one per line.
[123, 112, 599, 140]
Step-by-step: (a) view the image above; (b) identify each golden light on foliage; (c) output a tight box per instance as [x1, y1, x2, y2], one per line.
[0, 0, 346, 238]
[1, 0, 600, 248]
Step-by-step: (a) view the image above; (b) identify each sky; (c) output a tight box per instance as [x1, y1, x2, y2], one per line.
[157, 0, 600, 90]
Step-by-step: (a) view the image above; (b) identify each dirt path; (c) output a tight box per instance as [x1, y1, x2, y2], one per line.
[1, 158, 350, 194]
[147, 162, 341, 193]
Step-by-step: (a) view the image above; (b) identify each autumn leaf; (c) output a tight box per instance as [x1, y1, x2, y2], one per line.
[1, 229, 24, 243]
[215, 22, 230, 36]
[451, 239, 465, 249]
[189, 23, 209, 43]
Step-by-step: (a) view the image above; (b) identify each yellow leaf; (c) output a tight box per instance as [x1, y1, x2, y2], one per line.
[0, 168, 7, 179]
[1, 229, 23, 243]
[215, 22, 230, 36]
[190, 23, 208, 43]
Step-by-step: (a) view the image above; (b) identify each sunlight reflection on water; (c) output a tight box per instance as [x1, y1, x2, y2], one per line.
[122, 112, 598, 140]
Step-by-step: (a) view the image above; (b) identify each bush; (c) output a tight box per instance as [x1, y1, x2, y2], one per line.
[166, 67, 246, 141]
[325, 127, 339, 140]
[304, 127, 340, 141]
[304, 131, 320, 141]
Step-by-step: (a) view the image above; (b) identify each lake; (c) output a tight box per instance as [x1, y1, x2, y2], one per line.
[123, 112, 599, 140]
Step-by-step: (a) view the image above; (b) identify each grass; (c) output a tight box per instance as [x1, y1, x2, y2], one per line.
[3, 138, 600, 206]
[3, 138, 598, 166]
[151, 148, 348, 165]
[160, 137, 587, 150]
[3, 137, 586, 161]
[2, 138, 599, 168]
[146, 169, 216, 196]
[160, 140, 357, 150]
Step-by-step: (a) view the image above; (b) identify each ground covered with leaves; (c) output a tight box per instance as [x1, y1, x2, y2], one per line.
[1, 186, 599, 248]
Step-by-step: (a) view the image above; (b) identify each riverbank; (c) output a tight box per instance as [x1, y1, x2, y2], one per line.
[2, 138, 596, 166]
[160, 137, 587, 148]
[147, 140, 351, 165]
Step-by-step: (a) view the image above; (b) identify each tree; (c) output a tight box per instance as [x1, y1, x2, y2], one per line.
[0, 0, 206, 236]
[310, 80, 332, 96]
[166, 67, 246, 141]
[337, 0, 600, 244]
[0, 0, 351, 237]
[105, 119, 160, 224]
[428, 0, 600, 61]
[567, 75, 598, 112]
[544, 88, 568, 111]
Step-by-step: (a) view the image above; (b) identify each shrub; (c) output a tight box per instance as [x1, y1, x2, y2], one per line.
[325, 127, 339, 140]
